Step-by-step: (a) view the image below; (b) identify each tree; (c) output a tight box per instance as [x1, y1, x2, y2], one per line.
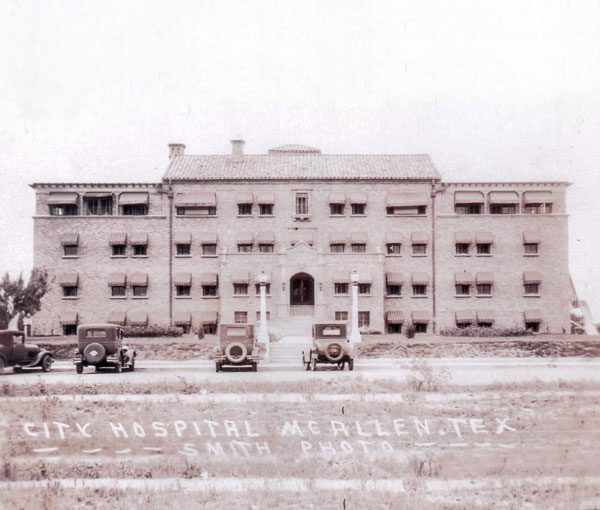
[0, 269, 48, 329]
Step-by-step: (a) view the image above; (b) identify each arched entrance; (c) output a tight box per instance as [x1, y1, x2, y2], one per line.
[290, 272, 314, 306]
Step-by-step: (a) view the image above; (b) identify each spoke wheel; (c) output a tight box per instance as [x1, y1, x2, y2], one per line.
[41, 356, 52, 372]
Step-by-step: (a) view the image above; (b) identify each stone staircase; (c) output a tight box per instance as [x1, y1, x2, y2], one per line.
[269, 336, 312, 364]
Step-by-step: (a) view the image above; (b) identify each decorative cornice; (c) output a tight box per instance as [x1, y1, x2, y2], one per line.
[29, 182, 161, 189]
[444, 181, 571, 188]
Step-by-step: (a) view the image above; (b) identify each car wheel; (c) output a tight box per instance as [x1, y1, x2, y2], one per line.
[251, 362, 257, 372]
[41, 356, 52, 373]
[13, 367, 23, 374]
[348, 359, 354, 371]
[75, 363, 84, 374]
[311, 358, 318, 371]
[338, 362, 345, 371]
[95, 366, 102, 373]
[0, 358, 5, 375]
[215, 363, 221, 373]
[115, 363, 122, 373]
[129, 357, 135, 372]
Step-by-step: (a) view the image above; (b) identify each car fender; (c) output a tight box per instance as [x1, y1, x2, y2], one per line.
[21, 350, 54, 368]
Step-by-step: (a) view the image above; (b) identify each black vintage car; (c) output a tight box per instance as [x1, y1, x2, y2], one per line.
[74, 324, 136, 374]
[0, 330, 54, 374]
[213, 324, 261, 372]
[303, 323, 355, 371]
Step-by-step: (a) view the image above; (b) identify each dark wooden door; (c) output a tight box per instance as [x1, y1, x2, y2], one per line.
[290, 273, 314, 305]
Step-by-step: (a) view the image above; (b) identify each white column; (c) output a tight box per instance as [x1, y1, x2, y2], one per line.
[257, 272, 270, 361]
[350, 271, 362, 344]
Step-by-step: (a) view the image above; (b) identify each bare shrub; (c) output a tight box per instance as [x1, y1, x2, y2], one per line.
[439, 325, 532, 337]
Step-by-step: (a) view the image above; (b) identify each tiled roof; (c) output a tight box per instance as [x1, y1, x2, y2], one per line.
[164, 153, 440, 181]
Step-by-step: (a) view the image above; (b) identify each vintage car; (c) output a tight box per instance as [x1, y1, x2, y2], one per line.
[0, 329, 54, 374]
[303, 323, 355, 371]
[213, 324, 261, 372]
[74, 324, 136, 374]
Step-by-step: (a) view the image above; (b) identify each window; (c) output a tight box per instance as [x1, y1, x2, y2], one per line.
[238, 204, 252, 216]
[254, 283, 271, 295]
[295, 193, 309, 215]
[132, 286, 147, 297]
[258, 244, 274, 253]
[387, 323, 402, 334]
[63, 324, 77, 335]
[50, 204, 78, 216]
[358, 311, 370, 327]
[334, 283, 349, 295]
[133, 245, 147, 256]
[203, 323, 218, 335]
[387, 206, 426, 215]
[454, 204, 482, 214]
[178, 324, 191, 334]
[202, 244, 217, 256]
[237, 244, 253, 253]
[335, 311, 348, 321]
[456, 321, 473, 329]
[111, 286, 126, 297]
[455, 284, 470, 296]
[112, 244, 126, 257]
[358, 284, 371, 295]
[351, 244, 366, 253]
[84, 196, 113, 215]
[525, 322, 540, 333]
[386, 243, 401, 255]
[490, 204, 517, 215]
[455, 243, 470, 255]
[351, 204, 366, 215]
[176, 206, 216, 216]
[330, 204, 344, 215]
[234, 284, 249, 295]
[122, 204, 148, 216]
[412, 284, 427, 296]
[524, 203, 552, 214]
[477, 322, 493, 328]
[330, 244, 345, 253]
[62, 286, 78, 297]
[415, 323, 427, 333]
[524, 283, 540, 295]
[259, 204, 273, 216]
[202, 285, 218, 297]
[234, 311, 248, 324]
[524, 243, 539, 255]
[176, 285, 191, 297]
[386, 284, 402, 296]
[176, 244, 191, 256]
[476, 284, 492, 296]
[412, 244, 427, 255]
[63, 245, 78, 257]
[476, 243, 491, 255]
[256, 311, 271, 320]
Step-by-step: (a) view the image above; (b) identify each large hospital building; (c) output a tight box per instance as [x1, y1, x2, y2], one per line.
[30, 140, 571, 336]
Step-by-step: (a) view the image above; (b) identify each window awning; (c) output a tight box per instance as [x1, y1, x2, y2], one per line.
[129, 232, 148, 245]
[385, 232, 403, 244]
[386, 272, 405, 285]
[523, 191, 553, 204]
[173, 232, 192, 244]
[411, 311, 429, 324]
[328, 192, 346, 204]
[454, 272, 474, 285]
[455, 310, 476, 324]
[61, 232, 79, 246]
[129, 272, 148, 286]
[200, 272, 218, 285]
[174, 192, 216, 207]
[489, 191, 519, 204]
[454, 191, 484, 204]
[386, 311, 404, 324]
[333, 272, 350, 283]
[476, 272, 495, 284]
[108, 310, 126, 325]
[200, 311, 218, 323]
[84, 192, 113, 198]
[386, 191, 429, 207]
[236, 191, 254, 204]
[109, 232, 127, 245]
[231, 271, 250, 284]
[118, 193, 148, 205]
[199, 232, 218, 244]
[411, 231, 429, 244]
[107, 272, 127, 287]
[524, 309, 542, 322]
[290, 230, 315, 245]
[329, 232, 348, 244]
[59, 311, 78, 325]
[477, 310, 495, 323]
[173, 272, 192, 286]
[128, 311, 148, 326]
[256, 231, 275, 244]
[48, 192, 78, 205]
[523, 232, 541, 244]
[256, 191, 275, 204]
[358, 272, 372, 284]
[349, 191, 367, 204]
[476, 232, 494, 244]
[173, 311, 191, 325]
[351, 232, 368, 244]
[411, 272, 430, 285]
[57, 272, 79, 286]
[236, 232, 254, 244]
[253, 272, 272, 284]
[523, 271, 542, 284]
[454, 231, 473, 244]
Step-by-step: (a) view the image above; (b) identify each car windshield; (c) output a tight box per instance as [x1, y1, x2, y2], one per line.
[225, 327, 248, 337]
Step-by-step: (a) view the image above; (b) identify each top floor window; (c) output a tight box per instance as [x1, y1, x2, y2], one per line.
[176, 206, 216, 216]
[330, 203, 344, 215]
[259, 204, 273, 216]
[238, 204, 252, 216]
[454, 204, 482, 214]
[84, 195, 113, 216]
[387, 206, 426, 216]
[50, 204, 78, 216]
[121, 204, 148, 216]
[523, 203, 553, 214]
[351, 204, 366, 215]
[295, 193, 309, 216]
[490, 204, 517, 215]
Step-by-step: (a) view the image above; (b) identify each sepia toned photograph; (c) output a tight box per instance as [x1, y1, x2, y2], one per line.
[1, 1, 599, 508]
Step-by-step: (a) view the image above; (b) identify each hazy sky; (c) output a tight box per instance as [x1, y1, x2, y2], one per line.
[1, 0, 599, 318]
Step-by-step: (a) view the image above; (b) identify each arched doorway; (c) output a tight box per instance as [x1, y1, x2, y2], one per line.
[290, 272, 314, 306]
